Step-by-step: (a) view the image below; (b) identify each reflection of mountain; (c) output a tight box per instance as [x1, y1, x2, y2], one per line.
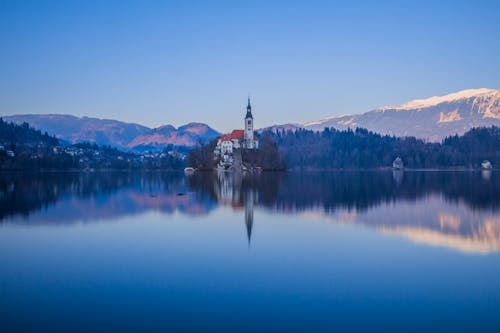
[2, 171, 500, 253]
[324, 198, 500, 254]
[381, 224, 500, 254]
[0, 173, 216, 225]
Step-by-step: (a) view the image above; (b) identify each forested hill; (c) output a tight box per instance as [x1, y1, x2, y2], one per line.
[0, 118, 59, 147]
[268, 126, 500, 169]
[0, 118, 184, 171]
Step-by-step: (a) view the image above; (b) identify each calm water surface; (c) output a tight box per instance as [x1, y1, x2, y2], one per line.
[1, 171, 500, 332]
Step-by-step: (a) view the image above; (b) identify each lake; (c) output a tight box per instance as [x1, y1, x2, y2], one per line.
[1, 171, 500, 332]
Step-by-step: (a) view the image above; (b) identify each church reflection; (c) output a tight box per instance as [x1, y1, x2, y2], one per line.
[213, 172, 256, 245]
[392, 169, 404, 185]
[2, 171, 500, 253]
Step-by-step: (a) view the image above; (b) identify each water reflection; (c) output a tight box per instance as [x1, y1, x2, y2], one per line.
[1, 171, 500, 253]
[211, 172, 256, 244]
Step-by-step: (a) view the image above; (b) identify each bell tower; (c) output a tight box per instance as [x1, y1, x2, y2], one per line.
[244, 97, 254, 149]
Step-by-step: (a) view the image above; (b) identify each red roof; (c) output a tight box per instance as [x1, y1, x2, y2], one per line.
[230, 130, 244, 140]
[220, 129, 257, 141]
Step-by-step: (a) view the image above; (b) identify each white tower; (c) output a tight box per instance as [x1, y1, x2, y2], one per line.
[244, 97, 254, 149]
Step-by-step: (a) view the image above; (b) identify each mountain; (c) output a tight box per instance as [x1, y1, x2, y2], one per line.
[2, 115, 220, 150]
[2, 114, 150, 149]
[6, 88, 499, 147]
[127, 123, 220, 149]
[303, 88, 500, 141]
[258, 123, 302, 134]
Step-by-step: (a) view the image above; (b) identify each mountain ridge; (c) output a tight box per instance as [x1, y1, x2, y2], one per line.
[128, 122, 220, 149]
[301, 88, 500, 141]
[1, 114, 220, 150]
[3, 88, 500, 147]
[377, 88, 495, 111]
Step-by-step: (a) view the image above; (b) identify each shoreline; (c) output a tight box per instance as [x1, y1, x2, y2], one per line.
[2, 168, 495, 174]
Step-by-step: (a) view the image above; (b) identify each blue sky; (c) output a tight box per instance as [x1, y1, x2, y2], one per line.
[1, 0, 499, 132]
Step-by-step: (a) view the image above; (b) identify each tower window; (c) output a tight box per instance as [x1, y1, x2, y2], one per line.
[247, 120, 251, 126]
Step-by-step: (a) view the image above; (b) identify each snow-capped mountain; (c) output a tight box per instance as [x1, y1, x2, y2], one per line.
[257, 123, 302, 134]
[304, 88, 500, 141]
[2, 115, 220, 150]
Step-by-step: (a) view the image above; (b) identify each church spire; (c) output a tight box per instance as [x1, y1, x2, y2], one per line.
[245, 96, 253, 119]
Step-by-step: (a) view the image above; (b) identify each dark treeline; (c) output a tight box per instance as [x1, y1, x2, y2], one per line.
[267, 126, 500, 169]
[0, 118, 59, 147]
[0, 119, 184, 171]
[0, 118, 73, 169]
[187, 139, 218, 170]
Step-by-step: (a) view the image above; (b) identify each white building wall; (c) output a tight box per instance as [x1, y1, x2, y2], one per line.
[244, 117, 254, 149]
[221, 140, 233, 154]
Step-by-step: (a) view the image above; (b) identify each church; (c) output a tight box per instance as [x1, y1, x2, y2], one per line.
[214, 98, 259, 169]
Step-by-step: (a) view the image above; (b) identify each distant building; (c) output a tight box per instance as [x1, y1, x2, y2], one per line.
[214, 98, 259, 169]
[6, 150, 15, 157]
[393, 156, 404, 169]
[243, 98, 256, 149]
[482, 160, 492, 169]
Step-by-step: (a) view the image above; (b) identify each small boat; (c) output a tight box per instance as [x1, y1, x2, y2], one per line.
[184, 167, 195, 174]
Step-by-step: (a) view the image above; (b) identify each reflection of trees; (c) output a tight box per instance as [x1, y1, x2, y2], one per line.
[3, 170, 500, 253]
[0, 173, 70, 220]
[0, 172, 186, 222]
[273, 171, 500, 213]
[188, 171, 500, 214]
[2, 171, 500, 225]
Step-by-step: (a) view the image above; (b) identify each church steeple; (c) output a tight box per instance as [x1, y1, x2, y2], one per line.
[244, 96, 254, 149]
[245, 97, 253, 119]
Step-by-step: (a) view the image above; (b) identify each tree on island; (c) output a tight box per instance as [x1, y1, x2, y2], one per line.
[187, 139, 218, 170]
[187, 133, 286, 171]
[242, 132, 286, 170]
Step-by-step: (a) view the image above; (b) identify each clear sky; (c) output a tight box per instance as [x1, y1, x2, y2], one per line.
[1, 0, 499, 132]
